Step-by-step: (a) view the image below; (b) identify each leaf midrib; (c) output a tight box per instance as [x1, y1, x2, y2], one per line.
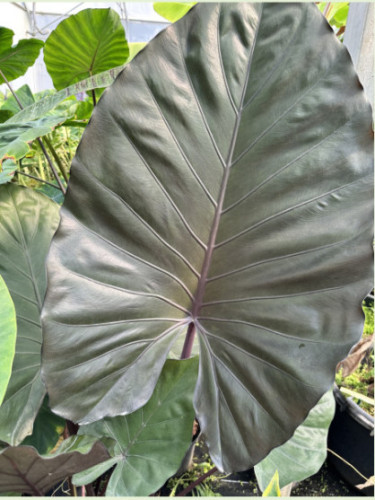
[191, 4, 264, 319]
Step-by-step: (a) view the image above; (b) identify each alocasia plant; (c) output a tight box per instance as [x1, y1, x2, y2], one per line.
[42, 2, 373, 473]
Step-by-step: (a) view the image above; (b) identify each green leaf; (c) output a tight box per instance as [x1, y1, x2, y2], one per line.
[35, 184, 65, 205]
[7, 65, 126, 126]
[318, 3, 349, 28]
[74, 358, 198, 496]
[42, 3, 373, 472]
[0, 159, 16, 185]
[128, 42, 147, 61]
[255, 390, 335, 491]
[0, 28, 43, 84]
[262, 470, 281, 497]
[44, 8, 129, 90]
[0, 85, 35, 116]
[21, 396, 65, 454]
[0, 114, 72, 163]
[0, 110, 13, 124]
[154, 2, 196, 22]
[0, 275, 16, 406]
[0, 185, 60, 445]
[0, 435, 109, 495]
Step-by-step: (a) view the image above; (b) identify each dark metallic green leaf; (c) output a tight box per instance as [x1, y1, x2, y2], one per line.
[42, 3, 373, 471]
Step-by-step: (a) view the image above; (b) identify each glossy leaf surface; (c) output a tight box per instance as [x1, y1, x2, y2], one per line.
[0, 28, 43, 84]
[44, 8, 129, 90]
[0, 185, 60, 445]
[255, 390, 335, 490]
[0, 275, 16, 405]
[0, 436, 109, 495]
[42, 3, 373, 471]
[74, 358, 198, 496]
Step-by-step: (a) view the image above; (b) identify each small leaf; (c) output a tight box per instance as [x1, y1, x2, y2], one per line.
[255, 391, 336, 490]
[0, 85, 35, 116]
[0, 185, 60, 445]
[0, 275, 16, 405]
[75, 358, 198, 496]
[44, 8, 129, 90]
[0, 436, 109, 495]
[154, 2, 196, 22]
[262, 470, 281, 497]
[0, 28, 43, 84]
[0, 159, 16, 185]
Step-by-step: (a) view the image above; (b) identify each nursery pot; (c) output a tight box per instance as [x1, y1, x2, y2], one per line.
[327, 386, 374, 496]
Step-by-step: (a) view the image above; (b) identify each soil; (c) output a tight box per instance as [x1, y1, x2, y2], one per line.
[166, 439, 363, 497]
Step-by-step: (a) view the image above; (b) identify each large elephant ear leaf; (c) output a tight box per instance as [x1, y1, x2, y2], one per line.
[44, 8, 129, 90]
[0, 185, 60, 445]
[42, 2, 373, 472]
[0, 28, 43, 84]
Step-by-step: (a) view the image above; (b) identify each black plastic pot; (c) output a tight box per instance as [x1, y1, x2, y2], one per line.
[328, 386, 374, 496]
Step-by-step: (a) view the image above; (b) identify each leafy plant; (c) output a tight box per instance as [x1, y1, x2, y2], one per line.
[41, 1, 373, 476]
[0, 2, 373, 496]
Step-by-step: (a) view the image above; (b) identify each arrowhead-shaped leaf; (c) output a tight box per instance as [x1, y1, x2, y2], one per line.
[44, 8, 129, 90]
[254, 390, 336, 491]
[0, 275, 16, 405]
[0, 28, 43, 84]
[0, 436, 109, 495]
[0, 185, 60, 445]
[42, 3, 373, 472]
[74, 358, 198, 496]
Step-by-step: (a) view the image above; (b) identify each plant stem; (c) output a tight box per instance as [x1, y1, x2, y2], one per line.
[44, 135, 69, 183]
[176, 466, 218, 497]
[37, 139, 67, 194]
[327, 448, 372, 483]
[0, 68, 67, 194]
[91, 89, 97, 106]
[16, 170, 62, 189]
[180, 322, 196, 359]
